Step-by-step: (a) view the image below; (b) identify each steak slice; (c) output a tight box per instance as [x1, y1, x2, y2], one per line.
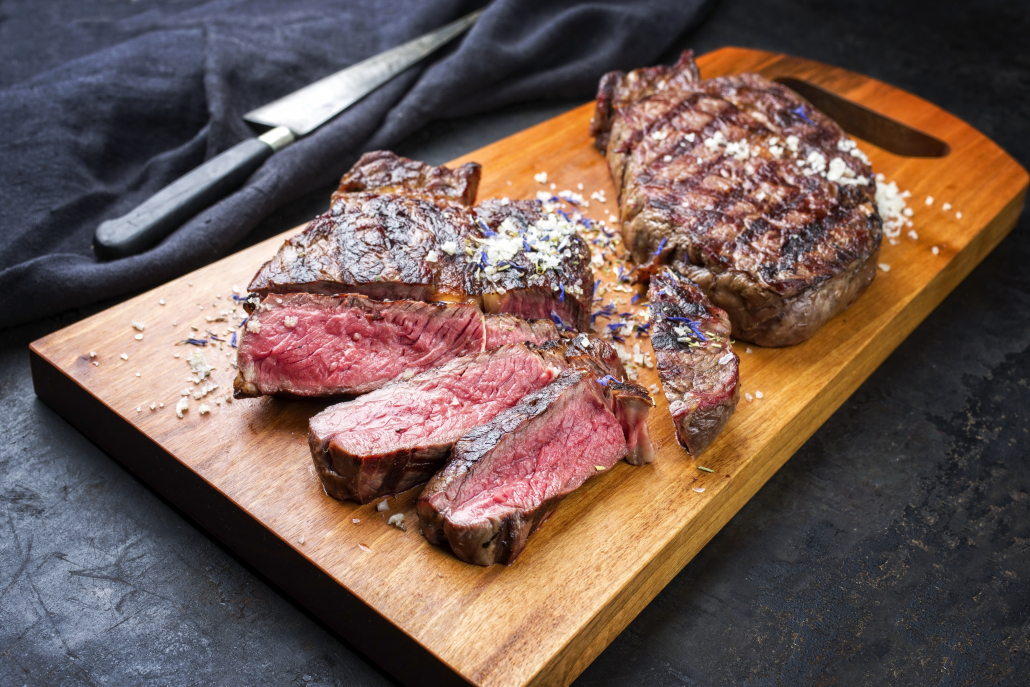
[308, 343, 566, 504]
[331, 149, 480, 205]
[248, 151, 594, 330]
[649, 268, 739, 456]
[234, 293, 558, 398]
[417, 367, 637, 566]
[591, 51, 882, 346]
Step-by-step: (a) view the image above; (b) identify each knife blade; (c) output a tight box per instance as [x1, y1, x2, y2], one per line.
[94, 8, 483, 260]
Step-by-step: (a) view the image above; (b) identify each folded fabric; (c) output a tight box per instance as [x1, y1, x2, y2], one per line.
[0, 0, 710, 329]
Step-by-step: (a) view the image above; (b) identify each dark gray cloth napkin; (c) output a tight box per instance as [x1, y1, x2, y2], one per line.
[0, 0, 711, 329]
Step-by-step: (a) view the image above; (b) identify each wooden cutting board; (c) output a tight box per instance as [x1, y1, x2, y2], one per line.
[30, 48, 1027, 687]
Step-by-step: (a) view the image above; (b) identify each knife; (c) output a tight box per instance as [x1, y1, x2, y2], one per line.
[94, 8, 484, 259]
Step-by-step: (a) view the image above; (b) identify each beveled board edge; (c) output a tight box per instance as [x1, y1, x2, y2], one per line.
[28, 348, 472, 687]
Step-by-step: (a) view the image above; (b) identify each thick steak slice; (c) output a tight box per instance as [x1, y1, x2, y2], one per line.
[248, 151, 594, 330]
[234, 293, 558, 398]
[331, 149, 480, 204]
[591, 51, 882, 346]
[649, 269, 739, 456]
[418, 368, 634, 566]
[308, 344, 566, 504]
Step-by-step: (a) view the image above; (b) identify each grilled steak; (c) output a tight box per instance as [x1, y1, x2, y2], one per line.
[234, 293, 558, 398]
[591, 51, 882, 346]
[307, 336, 638, 504]
[649, 268, 739, 455]
[249, 151, 594, 330]
[418, 367, 651, 566]
[309, 343, 566, 504]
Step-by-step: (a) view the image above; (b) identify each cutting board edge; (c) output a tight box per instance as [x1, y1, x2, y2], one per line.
[27, 345, 476, 687]
[522, 181, 1027, 687]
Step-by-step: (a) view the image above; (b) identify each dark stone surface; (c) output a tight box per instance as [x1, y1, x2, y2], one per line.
[3, 0, 1029, 685]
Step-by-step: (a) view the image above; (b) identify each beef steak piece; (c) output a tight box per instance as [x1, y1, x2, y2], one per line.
[418, 367, 647, 566]
[234, 293, 558, 398]
[308, 343, 566, 504]
[591, 51, 882, 347]
[649, 268, 739, 456]
[248, 151, 594, 330]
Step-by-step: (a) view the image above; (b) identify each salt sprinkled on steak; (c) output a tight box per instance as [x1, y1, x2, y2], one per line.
[649, 268, 739, 456]
[418, 367, 649, 566]
[234, 293, 558, 398]
[591, 51, 882, 347]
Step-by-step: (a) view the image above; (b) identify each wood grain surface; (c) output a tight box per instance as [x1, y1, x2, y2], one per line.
[30, 48, 1028, 687]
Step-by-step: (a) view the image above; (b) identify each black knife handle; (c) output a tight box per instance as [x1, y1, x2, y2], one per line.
[93, 126, 295, 259]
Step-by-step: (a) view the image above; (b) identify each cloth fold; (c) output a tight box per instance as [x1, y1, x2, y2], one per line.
[0, 0, 710, 329]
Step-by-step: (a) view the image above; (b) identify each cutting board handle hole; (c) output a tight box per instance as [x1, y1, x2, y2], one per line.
[775, 77, 951, 158]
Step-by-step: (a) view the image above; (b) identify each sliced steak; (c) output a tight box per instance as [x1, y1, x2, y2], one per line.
[331, 149, 480, 204]
[248, 151, 594, 330]
[591, 51, 882, 346]
[309, 343, 566, 504]
[417, 367, 638, 566]
[649, 268, 739, 456]
[234, 293, 558, 398]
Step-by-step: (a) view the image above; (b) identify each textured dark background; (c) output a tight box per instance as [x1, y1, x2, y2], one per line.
[3, 0, 1030, 685]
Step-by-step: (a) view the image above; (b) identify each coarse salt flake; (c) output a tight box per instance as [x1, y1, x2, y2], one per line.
[376, 500, 389, 512]
[745, 393, 753, 403]
[534, 171, 547, 183]
[198, 404, 210, 415]
[755, 390, 764, 399]
[89, 351, 97, 358]
[159, 298, 166, 306]
[925, 196, 934, 206]
[718, 352, 734, 365]
[956, 211, 962, 219]
[943, 202, 952, 211]
[132, 320, 145, 331]
[352, 518, 360, 524]
[908, 230, 919, 240]
[879, 263, 891, 272]
[425, 250, 439, 263]
[440, 241, 457, 256]
[932, 246, 940, 255]
[283, 316, 298, 328]
[387, 513, 405, 529]
[693, 487, 705, 493]
[134, 333, 143, 340]
[175, 397, 189, 418]
[119, 353, 129, 361]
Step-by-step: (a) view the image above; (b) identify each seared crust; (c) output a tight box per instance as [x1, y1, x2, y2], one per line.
[649, 269, 739, 456]
[333, 150, 481, 205]
[248, 152, 594, 331]
[593, 51, 882, 346]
